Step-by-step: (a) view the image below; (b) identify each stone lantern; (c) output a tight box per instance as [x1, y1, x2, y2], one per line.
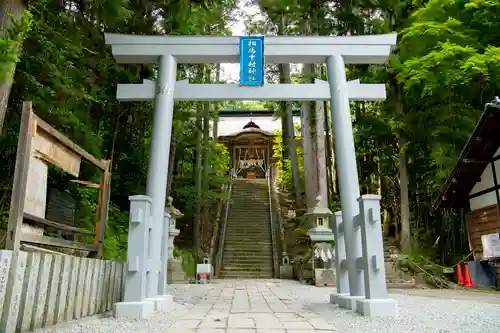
[166, 197, 185, 283]
[305, 196, 336, 287]
[305, 196, 334, 243]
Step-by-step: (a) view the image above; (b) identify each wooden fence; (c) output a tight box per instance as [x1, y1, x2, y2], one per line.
[0, 250, 124, 332]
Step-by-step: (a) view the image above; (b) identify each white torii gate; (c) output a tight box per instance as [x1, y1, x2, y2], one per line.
[105, 32, 397, 318]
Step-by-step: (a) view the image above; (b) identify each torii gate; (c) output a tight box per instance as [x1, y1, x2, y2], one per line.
[105, 33, 397, 318]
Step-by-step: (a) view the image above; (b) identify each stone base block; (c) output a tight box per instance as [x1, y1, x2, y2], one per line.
[168, 260, 186, 283]
[337, 295, 365, 310]
[280, 264, 293, 279]
[330, 293, 349, 305]
[356, 298, 398, 317]
[145, 295, 173, 312]
[114, 301, 154, 319]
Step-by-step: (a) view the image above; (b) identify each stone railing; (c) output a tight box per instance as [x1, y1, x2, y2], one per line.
[0, 250, 124, 332]
[267, 168, 282, 278]
[214, 178, 233, 278]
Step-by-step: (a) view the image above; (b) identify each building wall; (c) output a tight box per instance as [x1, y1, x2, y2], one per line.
[469, 147, 500, 210]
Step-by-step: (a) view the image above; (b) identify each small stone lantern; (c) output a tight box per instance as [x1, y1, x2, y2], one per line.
[306, 196, 336, 287]
[166, 197, 185, 283]
[166, 196, 183, 259]
[305, 196, 334, 243]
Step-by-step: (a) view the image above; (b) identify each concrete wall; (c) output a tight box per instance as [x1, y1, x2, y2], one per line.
[469, 147, 500, 210]
[0, 250, 124, 332]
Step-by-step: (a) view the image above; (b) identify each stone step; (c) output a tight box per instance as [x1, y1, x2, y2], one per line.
[226, 219, 270, 223]
[225, 223, 270, 227]
[227, 219, 269, 222]
[231, 198, 267, 201]
[224, 231, 271, 237]
[228, 210, 269, 214]
[224, 238, 271, 243]
[225, 219, 270, 223]
[224, 252, 272, 257]
[229, 207, 269, 211]
[224, 237, 271, 241]
[225, 226, 271, 230]
[227, 214, 269, 218]
[224, 230, 271, 234]
[223, 259, 273, 265]
[222, 259, 273, 265]
[224, 234, 271, 239]
[222, 266, 273, 272]
[224, 247, 273, 255]
[219, 271, 274, 279]
[230, 205, 267, 208]
[224, 238, 271, 242]
[224, 237, 271, 242]
[225, 226, 270, 230]
[223, 253, 273, 259]
[224, 235, 271, 240]
[224, 246, 273, 254]
[223, 260, 274, 266]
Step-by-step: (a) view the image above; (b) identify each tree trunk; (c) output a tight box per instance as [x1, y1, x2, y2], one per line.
[201, 99, 210, 254]
[193, 65, 206, 264]
[315, 94, 328, 208]
[399, 134, 411, 252]
[0, 0, 26, 134]
[212, 64, 220, 142]
[166, 141, 176, 198]
[323, 100, 335, 202]
[282, 63, 302, 208]
[278, 15, 289, 167]
[301, 64, 318, 208]
[301, 102, 316, 208]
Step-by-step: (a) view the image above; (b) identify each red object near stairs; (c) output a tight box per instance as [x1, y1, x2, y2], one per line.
[456, 264, 464, 286]
[463, 264, 474, 288]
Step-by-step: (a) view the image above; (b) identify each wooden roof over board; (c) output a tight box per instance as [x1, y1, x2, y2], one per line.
[434, 99, 500, 209]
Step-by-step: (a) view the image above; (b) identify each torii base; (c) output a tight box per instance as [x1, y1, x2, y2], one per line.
[337, 295, 365, 310]
[114, 300, 154, 319]
[330, 292, 349, 305]
[356, 298, 398, 317]
[146, 295, 174, 312]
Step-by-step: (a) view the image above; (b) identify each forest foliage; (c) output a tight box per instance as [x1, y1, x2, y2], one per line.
[0, 0, 499, 265]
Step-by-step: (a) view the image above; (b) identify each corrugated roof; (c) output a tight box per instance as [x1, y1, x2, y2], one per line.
[434, 99, 500, 209]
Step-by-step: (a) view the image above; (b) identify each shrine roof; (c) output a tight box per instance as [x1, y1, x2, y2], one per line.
[434, 99, 500, 209]
[220, 127, 275, 139]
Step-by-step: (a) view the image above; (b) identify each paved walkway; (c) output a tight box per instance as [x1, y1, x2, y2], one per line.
[38, 279, 500, 333]
[170, 280, 335, 333]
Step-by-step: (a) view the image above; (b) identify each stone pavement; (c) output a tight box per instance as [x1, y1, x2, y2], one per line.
[169, 280, 337, 333]
[36, 279, 500, 333]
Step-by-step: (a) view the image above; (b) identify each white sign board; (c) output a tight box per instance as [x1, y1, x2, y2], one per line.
[481, 233, 500, 259]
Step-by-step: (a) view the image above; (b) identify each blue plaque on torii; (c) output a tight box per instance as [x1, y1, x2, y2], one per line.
[239, 36, 265, 86]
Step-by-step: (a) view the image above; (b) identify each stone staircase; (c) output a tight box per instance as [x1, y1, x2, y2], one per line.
[220, 178, 274, 279]
[384, 237, 417, 288]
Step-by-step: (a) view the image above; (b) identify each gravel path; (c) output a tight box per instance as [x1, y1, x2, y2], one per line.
[35, 280, 500, 333]
[287, 282, 500, 333]
[34, 287, 209, 333]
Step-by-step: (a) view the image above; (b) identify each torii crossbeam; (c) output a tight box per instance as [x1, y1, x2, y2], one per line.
[116, 79, 386, 101]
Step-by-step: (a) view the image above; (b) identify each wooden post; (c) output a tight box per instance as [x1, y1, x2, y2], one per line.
[6, 102, 35, 251]
[1, 102, 34, 333]
[95, 160, 111, 257]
